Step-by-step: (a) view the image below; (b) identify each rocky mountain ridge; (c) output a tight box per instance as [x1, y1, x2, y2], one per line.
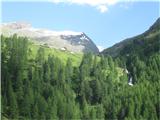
[0, 22, 99, 54]
[101, 18, 160, 58]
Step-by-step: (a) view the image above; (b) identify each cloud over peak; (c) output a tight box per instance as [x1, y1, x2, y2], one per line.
[52, 0, 118, 13]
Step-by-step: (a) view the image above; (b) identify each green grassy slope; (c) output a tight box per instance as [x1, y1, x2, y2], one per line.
[28, 42, 83, 66]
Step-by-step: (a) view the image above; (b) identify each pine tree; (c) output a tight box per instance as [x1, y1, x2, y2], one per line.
[46, 97, 58, 119]
[65, 58, 73, 84]
[32, 103, 39, 119]
[8, 80, 19, 119]
[127, 98, 135, 119]
[82, 98, 90, 119]
[96, 104, 105, 120]
[90, 108, 97, 119]
[43, 60, 51, 83]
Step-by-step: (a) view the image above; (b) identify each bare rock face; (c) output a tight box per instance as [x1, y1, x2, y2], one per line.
[1, 22, 99, 54]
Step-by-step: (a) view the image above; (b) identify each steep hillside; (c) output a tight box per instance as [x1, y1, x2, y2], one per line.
[1, 34, 83, 66]
[29, 43, 83, 66]
[0, 22, 99, 54]
[102, 18, 160, 58]
[2, 33, 160, 120]
[2, 35, 128, 120]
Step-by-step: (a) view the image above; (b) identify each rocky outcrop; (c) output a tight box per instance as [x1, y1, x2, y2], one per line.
[1, 22, 99, 54]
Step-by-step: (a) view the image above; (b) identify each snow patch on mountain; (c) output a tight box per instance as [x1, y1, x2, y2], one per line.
[42, 30, 83, 36]
[1, 22, 99, 54]
[80, 35, 89, 41]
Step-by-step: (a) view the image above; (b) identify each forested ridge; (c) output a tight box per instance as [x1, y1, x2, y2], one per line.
[1, 34, 160, 120]
[102, 18, 160, 58]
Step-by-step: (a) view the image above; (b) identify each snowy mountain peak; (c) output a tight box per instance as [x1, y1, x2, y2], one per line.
[1, 22, 99, 54]
[2, 22, 83, 36]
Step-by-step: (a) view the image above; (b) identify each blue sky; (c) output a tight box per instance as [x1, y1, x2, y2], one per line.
[1, 1, 160, 50]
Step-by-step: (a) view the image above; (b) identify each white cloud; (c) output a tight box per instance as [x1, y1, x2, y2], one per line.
[97, 45, 105, 52]
[52, 0, 118, 13]
[97, 5, 108, 13]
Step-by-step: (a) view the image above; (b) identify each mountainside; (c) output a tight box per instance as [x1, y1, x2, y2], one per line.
[2, 31, 160, 120]
[1, 19, 160, 120]
[0, 22, 99, 54]
[102, 18, 160, 58]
